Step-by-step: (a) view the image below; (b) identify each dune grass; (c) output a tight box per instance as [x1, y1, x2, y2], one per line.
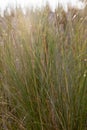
[0, 4, 87, 130]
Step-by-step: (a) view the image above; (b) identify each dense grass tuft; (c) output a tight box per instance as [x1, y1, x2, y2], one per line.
[0, 4, 87, 130]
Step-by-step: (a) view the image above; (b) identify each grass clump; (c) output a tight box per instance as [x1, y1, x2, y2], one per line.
[0, 3, 87, 130]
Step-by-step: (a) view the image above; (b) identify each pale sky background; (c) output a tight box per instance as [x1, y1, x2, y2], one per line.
[0, 0, 85, 12]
